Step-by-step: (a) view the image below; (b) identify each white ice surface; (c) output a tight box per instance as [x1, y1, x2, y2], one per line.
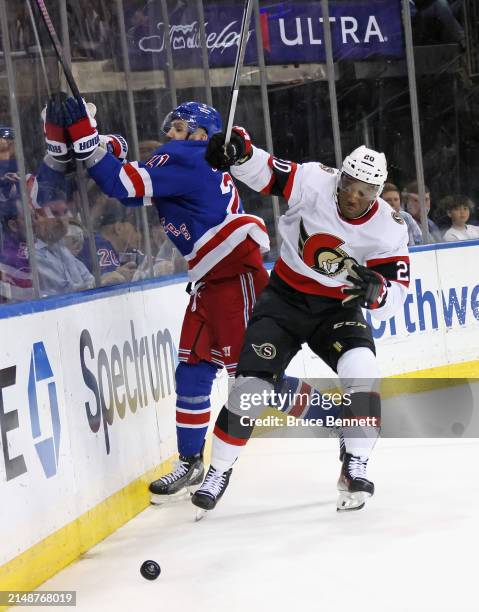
[22, 437, 478, 612]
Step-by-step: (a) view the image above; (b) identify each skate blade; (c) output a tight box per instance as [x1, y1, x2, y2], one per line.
[336, 490, 371, 512]
[195, 508, 208, 522]
[150, 488, 191, 506]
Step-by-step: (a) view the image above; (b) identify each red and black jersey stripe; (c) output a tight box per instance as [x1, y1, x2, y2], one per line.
[261, 155, 298, 200]
[367, 255, 410, 287]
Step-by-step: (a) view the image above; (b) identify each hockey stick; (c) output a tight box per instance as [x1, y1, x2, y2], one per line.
[30, 0, 81, 98]
[224, 0, 254, 145]
[26, 0, 51, 97]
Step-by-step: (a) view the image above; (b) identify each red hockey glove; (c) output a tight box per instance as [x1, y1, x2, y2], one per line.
[205, 126, 253, 170]
[99, 134, 128, 161]
[63, 96, 99, 161]
[43, 94, 71, 163]
[342, 263, 388, 309]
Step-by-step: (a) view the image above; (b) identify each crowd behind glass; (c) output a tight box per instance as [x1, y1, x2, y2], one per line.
[1, 0, 477, 304]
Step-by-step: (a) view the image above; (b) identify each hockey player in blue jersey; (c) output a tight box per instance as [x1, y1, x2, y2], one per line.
[55, 97, 334, 501]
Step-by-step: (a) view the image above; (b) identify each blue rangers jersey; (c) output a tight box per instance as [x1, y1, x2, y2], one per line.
[86, 140, 270, 280]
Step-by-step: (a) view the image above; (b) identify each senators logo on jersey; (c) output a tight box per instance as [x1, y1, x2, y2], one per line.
[298, 218, 355, 277]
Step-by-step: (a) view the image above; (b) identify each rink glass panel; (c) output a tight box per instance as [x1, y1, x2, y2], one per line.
[0, 0, 61, 302]
[2, 0, 479, 305]
[411, 1, 479, 244]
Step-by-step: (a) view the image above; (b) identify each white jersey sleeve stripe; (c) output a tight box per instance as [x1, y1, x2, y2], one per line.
[132, 162, 154, 198]
[119, 166, 137, 197]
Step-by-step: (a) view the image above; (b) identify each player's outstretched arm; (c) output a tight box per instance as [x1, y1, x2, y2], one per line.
[58, 96, 191, 205]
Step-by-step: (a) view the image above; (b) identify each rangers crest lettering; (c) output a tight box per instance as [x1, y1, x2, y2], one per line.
[298, 219, 355, 277]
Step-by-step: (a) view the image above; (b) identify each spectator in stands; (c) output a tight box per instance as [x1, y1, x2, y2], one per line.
[0, 198, 33, 302]
[402, 180, 442, 242]
[33, 200, 94, 296]
[412, 0, 465, 49]
[79, 200, 140, 284]
[382, 182, 423, 246]
[0, 126, 19, 204]
[0, 198, 92, 301]
[441, 194, 479, 241]
[63, 218, 86, 257]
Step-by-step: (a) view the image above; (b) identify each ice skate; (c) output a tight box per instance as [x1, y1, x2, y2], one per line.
[191, 466, 233, 519]
[337, 452, 374, 512]
[149, 454, 204, 505]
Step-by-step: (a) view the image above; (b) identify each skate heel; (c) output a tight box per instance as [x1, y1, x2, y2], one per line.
[149, 454, 204, 504]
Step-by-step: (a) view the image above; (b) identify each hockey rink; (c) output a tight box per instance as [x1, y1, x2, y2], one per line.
[21, 435, 478, 612]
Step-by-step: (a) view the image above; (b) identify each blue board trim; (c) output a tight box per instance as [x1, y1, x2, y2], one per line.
[0, 243, 476, 319]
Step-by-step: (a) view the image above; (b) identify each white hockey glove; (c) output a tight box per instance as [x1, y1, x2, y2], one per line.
[99, 134, 128, 162]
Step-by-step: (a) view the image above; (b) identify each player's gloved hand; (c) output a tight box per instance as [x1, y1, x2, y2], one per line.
[99, 134, 128, 161]
[341, 262, 388, 309]
[43, 94, 71, 163]
[205, 126, 252, 170]
[63, 96, 99, 161]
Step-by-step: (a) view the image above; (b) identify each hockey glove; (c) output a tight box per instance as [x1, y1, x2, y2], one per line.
[63, 96, 99, 161]
[341, 263, 388, 309]
[99, 134, 128, 161]
[43, 94, 71, 163]
[205, 126, 252, 170]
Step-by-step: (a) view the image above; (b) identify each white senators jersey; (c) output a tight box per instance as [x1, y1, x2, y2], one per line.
[232, 146, 410, 321]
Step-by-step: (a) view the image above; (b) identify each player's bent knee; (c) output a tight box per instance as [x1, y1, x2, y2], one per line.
[226, 375, 274, 418]
[337, 347, 380, 381]
[330, 337, 376, 374]
[338, 348, 381, 429]
[236, 370, 275, 385]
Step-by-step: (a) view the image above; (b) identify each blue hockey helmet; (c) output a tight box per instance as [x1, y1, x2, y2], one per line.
[161, 102, 222, 138]
[0, 126, 15, 140]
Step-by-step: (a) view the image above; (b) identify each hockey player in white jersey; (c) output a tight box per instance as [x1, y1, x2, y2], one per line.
[193, 128, 410, 512]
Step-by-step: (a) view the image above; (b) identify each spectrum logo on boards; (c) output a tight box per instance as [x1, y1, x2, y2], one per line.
[80, 320, 176, 455]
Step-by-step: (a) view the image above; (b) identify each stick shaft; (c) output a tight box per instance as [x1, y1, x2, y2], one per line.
[224, 0, 253, 144]
[32, 0, 80, 97]
[26, 0, 51, 96]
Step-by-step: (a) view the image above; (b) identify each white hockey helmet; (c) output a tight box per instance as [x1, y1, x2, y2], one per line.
[341, 145, 387, 189]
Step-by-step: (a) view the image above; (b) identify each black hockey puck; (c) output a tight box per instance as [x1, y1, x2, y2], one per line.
[140, 560, 161, 580]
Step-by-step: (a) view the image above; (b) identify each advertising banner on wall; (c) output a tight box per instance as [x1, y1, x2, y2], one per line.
[126, 0, 404, 71]
[0, 282, 189, 565]
[292, 244, 479, 379]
